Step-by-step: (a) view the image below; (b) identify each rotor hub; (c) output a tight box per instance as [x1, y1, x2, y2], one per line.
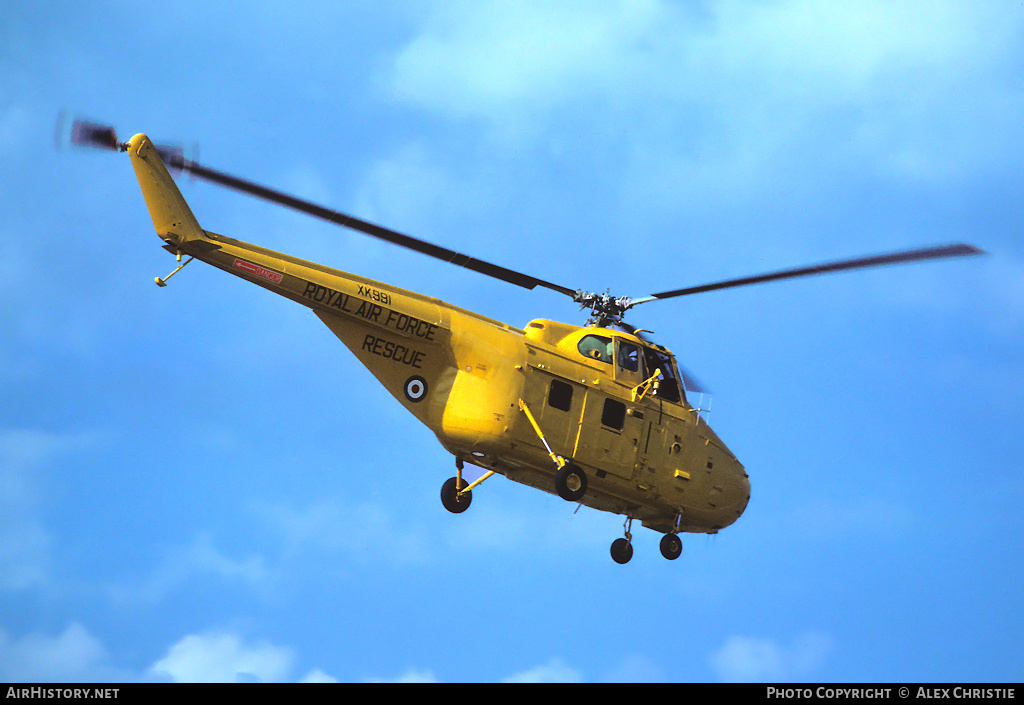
[573, 290, 634, 327]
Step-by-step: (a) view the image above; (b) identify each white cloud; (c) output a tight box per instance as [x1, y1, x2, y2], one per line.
[386, 0, 1019, 191]
[149, 631, 295, 683]
[0, 623, 339, 683]
[362, 661, 583, 683]
[707, 0, 989, 93]
[364, 668, 440, 683]
[0, 429, 100, 591]
[602, 654, 663, 682]
[711, 635, 784, 682]
[299, 668, 340, 683]
[710, 631, 834, 682]
[363, 658, 588, 683]
[389, 1, 1004, 121]
[183, 532, 269, 583]
[351, 143, 470, 243]
[0, 623, 107, 682]
[502, 657, 584, 683]
[255, 486, 619, 572]
[389, 0, 664, 135]
[255, 497, 434, 566]
[103, 531, 270, 608]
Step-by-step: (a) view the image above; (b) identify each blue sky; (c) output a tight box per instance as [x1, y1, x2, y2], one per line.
[2, 0, 1022, 683]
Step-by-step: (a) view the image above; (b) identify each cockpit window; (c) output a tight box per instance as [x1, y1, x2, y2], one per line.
[577, 334, 613, 364]
[642, 347, 684, 404]
[617, 341, 642, 374]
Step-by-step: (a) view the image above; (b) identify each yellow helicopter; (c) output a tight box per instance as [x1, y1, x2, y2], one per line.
[72, 120, 982, 564]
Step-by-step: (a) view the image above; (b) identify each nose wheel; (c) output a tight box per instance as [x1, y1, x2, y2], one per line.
[610, 537, 633, 564]
[609, 518, 684, 563]
[610, 516, 634, 564]
[659, 532, 682, 560]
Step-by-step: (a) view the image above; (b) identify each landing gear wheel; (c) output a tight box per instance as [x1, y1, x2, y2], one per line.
[610, 537, 633, 564]
[440, 476, 472, 514]
[660, 533, 682, 560]
[554, 462, 587, 502]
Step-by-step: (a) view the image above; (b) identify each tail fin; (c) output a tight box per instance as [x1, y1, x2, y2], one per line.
[126, 133, 205, 249]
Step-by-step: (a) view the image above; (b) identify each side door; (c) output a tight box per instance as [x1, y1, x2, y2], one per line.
[634, 345, 691, 492]
[514, 343, 587, 464]
[570, 338, 648, 481]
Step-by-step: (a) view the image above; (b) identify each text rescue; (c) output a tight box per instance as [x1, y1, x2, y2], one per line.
[302, 282, 437, 369]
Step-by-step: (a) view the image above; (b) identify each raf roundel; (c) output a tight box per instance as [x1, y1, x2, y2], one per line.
[404, 375, 428, 403]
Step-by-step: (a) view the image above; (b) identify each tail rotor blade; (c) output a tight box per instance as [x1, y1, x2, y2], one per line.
[69, 118, 121, 151]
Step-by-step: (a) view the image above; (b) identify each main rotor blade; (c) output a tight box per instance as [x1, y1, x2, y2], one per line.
[638, 244, 984, 303]
[165, 155, 578, 298]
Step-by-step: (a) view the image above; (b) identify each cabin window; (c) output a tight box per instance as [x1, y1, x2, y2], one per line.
[577, 334, 612, 364]
[548, 379, 573, 412]
[601, 399, 626, 430]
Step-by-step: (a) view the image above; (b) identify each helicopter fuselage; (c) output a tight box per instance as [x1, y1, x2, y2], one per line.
[127, 133, 750, 539]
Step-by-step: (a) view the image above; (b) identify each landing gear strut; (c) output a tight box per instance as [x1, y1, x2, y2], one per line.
[518, 399, 586, 503]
